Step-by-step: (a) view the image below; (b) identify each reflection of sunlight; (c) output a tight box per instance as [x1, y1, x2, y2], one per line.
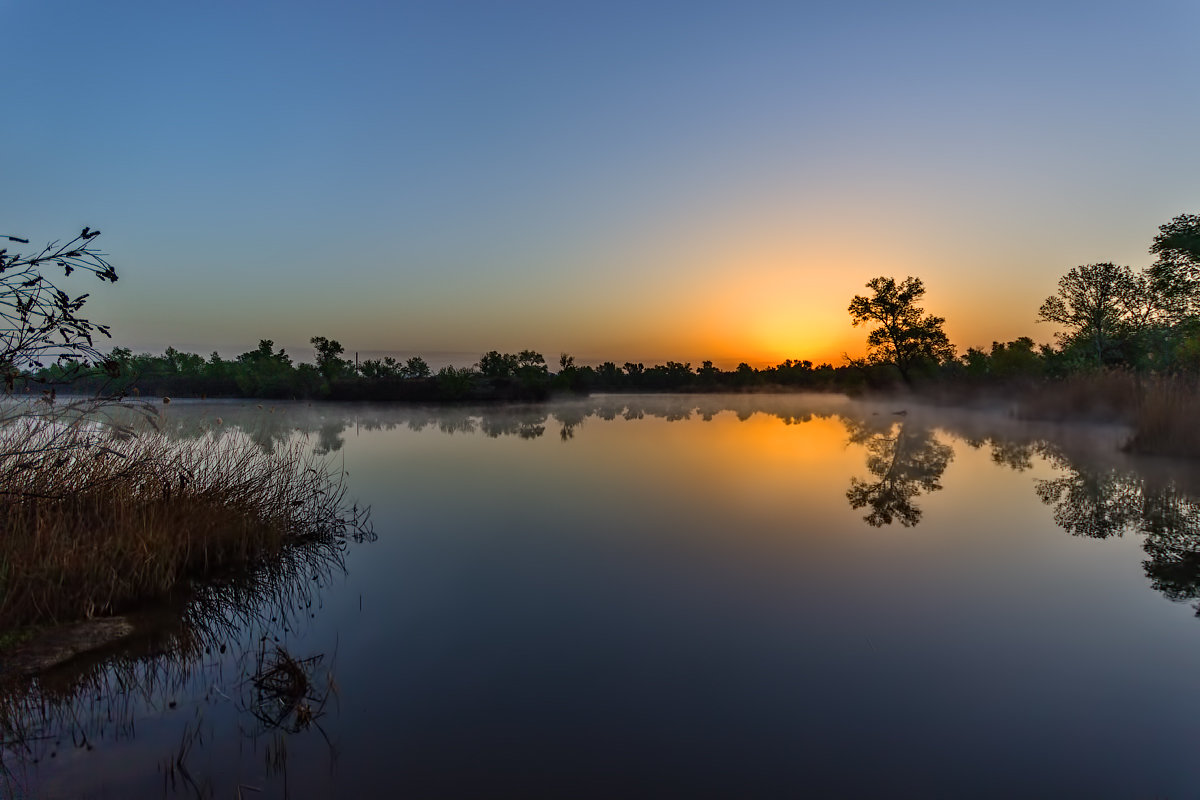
[706, 411, 848, 465]
[635, 412, 862, 538]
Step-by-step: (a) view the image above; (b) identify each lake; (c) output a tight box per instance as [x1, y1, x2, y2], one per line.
[5, 393, 1200, 798]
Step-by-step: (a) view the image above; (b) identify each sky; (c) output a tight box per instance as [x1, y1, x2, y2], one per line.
[4, 0, 1199, 368]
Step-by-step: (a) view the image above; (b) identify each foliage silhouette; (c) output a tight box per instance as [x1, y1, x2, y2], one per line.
[1037, 262, 1145, 368]
[1151, 213, 1200, 264]
[0, 227, 117, 393]
[847, 276, 954, 384]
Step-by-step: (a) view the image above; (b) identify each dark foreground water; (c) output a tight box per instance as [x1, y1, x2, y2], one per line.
[5, 394, 1200, 798]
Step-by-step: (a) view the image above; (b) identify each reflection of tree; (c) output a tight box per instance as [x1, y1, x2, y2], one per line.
[1141, 486, 1200, 609]
[843, 418, 954, 527]
[977, 439, 1200, 617]
[986, 439, 1038, 471]
[480, 409, 549, 440]
[1034, 468, 1143, 539]
[314, 416, 348, 454]
[1046, 469, 1200, 613]
[555, 406, 586, 441]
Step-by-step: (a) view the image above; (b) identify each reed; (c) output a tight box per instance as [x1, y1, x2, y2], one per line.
[1125, 376, 1200, 457]
[1014, 370, 1143, 423]
[1010, 371, 1200, 458]
[0, 417, 364, 632]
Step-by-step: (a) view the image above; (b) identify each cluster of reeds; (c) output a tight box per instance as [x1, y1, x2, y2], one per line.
[0, 411, 368, 632]
[1007, 370, 1200, 458]
[1014, 370, 1143, 423]
[1125, 376, 1200, 457]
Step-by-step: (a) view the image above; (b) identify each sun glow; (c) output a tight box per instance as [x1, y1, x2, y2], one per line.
[678, 243, 878, 367]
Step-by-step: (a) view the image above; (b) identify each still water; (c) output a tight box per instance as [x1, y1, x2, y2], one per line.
[6, 394, 1200, 798]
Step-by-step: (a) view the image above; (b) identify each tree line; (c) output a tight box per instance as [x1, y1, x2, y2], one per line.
[844, 212, 1200, 387]
[8, 212, 1200, 403]
[29, 337, 859, 402]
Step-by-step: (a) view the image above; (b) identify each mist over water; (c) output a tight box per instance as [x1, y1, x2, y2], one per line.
[7, 395, 1200, 798]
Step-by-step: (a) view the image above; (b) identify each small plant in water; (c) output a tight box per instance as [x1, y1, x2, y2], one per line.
[247, 644, 334, 735]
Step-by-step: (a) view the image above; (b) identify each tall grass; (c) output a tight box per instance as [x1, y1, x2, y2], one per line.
[1125, 376, 1200, 457]
[0, 416, 366, 631]
[1010, 371, 1200, 458]
[1014, 370, 1143, 423]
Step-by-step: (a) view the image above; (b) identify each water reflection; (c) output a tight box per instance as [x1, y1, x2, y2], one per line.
[842, 415, 954, 527]
[1035, 462, 1144, 539]
[1037, 455, 1200, 615]
[17, 394, 1200, 796]
[0, 450, 371, 798]
[146, 398, 1200, 622]
[951, 431, 1200, 616]
[142, 395, 853, 454]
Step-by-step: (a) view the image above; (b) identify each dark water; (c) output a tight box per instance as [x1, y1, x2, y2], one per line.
[6, 394, 1200, 798]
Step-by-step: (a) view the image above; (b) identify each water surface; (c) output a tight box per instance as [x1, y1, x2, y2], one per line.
[6, 394, 1200, 798]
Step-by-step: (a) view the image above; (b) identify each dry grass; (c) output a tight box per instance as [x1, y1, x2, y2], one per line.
[1010, 371, 1200, 458]
[1014, 370, 1143, 423]
[0, 414, 365, 631]
[1125, 376, 1200, 457]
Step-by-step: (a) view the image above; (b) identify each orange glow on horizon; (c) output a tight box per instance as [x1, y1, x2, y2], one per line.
[638, 241, 880, 369]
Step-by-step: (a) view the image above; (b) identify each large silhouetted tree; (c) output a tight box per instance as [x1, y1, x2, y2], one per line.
[848, 276, 954, 384]
[1037, 263, 1142, 367]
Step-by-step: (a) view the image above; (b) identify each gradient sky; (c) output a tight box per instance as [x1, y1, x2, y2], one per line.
[4, 0, 1199, 367]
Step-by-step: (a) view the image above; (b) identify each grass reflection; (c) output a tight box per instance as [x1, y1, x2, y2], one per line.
[0, 465, 371, 798]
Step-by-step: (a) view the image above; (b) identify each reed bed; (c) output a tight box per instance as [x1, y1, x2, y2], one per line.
[1124, 376, 1200, 457]
[0, 415, 363, 631]
[1014, 370, 1143, 423]
[1009, 371, 1200, 458]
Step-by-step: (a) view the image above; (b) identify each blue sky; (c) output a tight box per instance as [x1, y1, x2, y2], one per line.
[4, 0, 1199, 366]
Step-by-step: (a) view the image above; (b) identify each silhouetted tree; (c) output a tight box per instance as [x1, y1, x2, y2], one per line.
[848, 276, 954, 384]
[1, 227, 118, 392]
[436, 365, 477, 399]
[516, 349, 547, 375]
[479, 350, 519, 378]
[235, 340, 295, 398]
[359, 356, 402, 379]
[1038, 263, 1146, 368]
[310, 336, 354, 382]
[403, 356, 432, 378]
[1151, 213, 1200, 264]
